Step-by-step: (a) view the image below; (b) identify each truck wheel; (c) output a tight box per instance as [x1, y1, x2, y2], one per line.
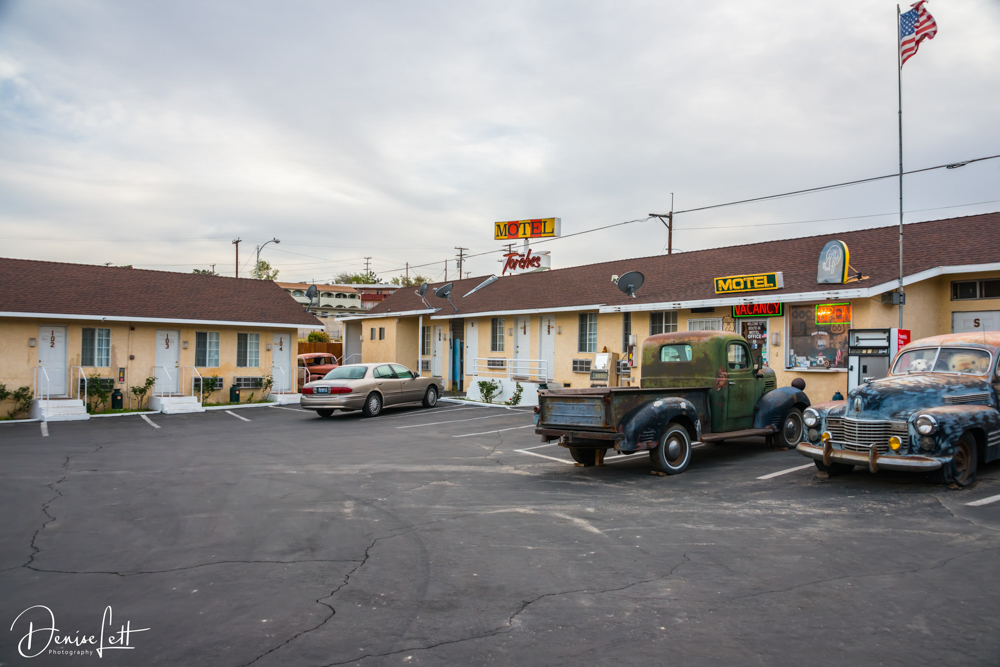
[422, 386, 438, 408]
[569, 448, 600, 466]
[814, 460, 854, 476]
[362, 392, 383, 418]
[316, 409, 334, 418]
[933, 432, 977, 486]
[778, 408, 804, 448]
[650, 425, 692, 475]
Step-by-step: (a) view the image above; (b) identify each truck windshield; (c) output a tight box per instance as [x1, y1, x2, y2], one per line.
[892, 347, 992, 376]
[660, 344, 693, 362]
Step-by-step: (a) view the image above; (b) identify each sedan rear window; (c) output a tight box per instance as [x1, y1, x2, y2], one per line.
[324, 366, 368, 380]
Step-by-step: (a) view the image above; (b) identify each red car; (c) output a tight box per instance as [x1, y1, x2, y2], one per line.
[298, 353, 339, 387]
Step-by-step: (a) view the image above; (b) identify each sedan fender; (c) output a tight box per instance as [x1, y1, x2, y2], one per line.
[619, 397, 701, 453]
[912, 404, 1000, 462]
[753, 387, 810, 431]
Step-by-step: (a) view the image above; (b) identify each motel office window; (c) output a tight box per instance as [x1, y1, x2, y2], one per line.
[237, 333, 260, 367]
[622, 312, 631, 353]
[952, 279, 1000, 300]
[81, 328, 110, 367]
[421, 326, 431, 356]
[491, 318, 505, 352]
[786, 304, 850, 370]
[195, 332, 221, 367]
[649, 311, 678, 335]
[687, 318, 723, 331]
[578, 313, 597, 353]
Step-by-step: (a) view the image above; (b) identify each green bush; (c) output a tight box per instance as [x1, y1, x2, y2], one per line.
[85, 373, 111, 413]
[505, 382, 523, 406]
[6, 386, 32, 419]
[307, 331, 330, 343]
[130, 377, 156, 410]
[478, 379, 500, 404]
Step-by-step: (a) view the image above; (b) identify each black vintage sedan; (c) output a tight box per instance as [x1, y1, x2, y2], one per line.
[797, 332, 1000, 486]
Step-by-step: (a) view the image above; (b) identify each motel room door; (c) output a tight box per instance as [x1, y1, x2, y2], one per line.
[539, 315, 555, 381]
[37, 325, 68, 396]
[465, 320, 479, 379]
[513, 317, 531, 378]
[154, 329, 181, 394]
[272, 333, 292, 392]
[431, 326, 444, 377]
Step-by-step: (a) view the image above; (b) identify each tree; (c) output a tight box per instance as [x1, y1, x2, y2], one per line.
[333, 270, 379, 284]
[253, 259, 279, 281]
[391, 274, 431, 287]
[192, 268, 216, 275]
[307, 331, 330, 343]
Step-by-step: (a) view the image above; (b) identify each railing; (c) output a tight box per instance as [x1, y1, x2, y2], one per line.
[33, 366, 51, 422]
[70, 366, 88, 405]
[470, 358, 548, 382]
[182, 367, 203, 404]
[296, 366, 309, 390]
[152, 366, 174, 398]
[343, 353, 362, 365]
[270, 365, 296, 394]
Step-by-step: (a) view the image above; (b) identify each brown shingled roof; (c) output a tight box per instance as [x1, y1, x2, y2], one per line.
[366, 213, 1000, 317]
[0, 258, 321, 325]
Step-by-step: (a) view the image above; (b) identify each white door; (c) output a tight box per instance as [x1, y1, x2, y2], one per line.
[539, 315, 555, 381]
[37, 325, 68, 396]
[953, 311, 1000, 333]
[272, 333, 291, 392]
[514, 317, 531, 377]
[431, 326, 443, 377]
[466, 320, 479, 377]
[154, 329, 181, 394]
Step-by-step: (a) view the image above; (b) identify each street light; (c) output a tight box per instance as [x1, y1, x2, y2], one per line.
[254, 238, 280, 279]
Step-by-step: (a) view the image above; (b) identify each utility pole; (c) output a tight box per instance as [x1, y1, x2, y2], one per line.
[454, 247, 468, 279]
[232, 238, 242, 278]
[211, 263, 216, 275]
[405, 262, 409, 286]
[364, 257, 372, 280]
[650, 194, 675, 255]
[444, 260, 448, 282]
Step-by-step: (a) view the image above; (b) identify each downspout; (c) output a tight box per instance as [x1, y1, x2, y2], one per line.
[417, 314, 423, 376]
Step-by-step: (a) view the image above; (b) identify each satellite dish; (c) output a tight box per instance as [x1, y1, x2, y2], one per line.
[435, 283, 453, 299]
[615, 271, 644, 298]
[417, 282, 429, 296]
[305, 285, 319, 304]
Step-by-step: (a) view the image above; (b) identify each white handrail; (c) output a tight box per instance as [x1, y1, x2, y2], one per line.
[183, 367, 203, 404]
[343, 353, 362, 365]
[70, 366, 87, 406]
[296, 365, 309, 390]
[33, 366, 51, 422]
[471, 358, 548, 382]
[152, 366, 173, 398]
[269, 365, 289, 394]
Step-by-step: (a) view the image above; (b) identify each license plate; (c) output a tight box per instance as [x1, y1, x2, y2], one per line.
[316, 387, 330, 394]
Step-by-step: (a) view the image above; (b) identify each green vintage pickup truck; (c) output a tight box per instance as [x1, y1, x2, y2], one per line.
[535, 331, 811, 474]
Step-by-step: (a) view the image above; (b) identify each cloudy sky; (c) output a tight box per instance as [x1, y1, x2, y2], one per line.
[0, 0, 997, 284]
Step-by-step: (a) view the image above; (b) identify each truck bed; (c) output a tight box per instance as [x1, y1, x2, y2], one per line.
[537, 386, 710, 434]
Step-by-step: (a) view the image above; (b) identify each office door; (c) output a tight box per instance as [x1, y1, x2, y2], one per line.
[37, 325, 68, 396]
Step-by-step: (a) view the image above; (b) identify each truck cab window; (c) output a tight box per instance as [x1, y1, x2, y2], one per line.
[728, 343, 749, 370]
[660, 344, 693, 362]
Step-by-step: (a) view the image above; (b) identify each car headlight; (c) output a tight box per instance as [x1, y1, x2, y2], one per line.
[888, 436, 903, 452]
[803, 409, 819, 428]
[915, 415, 938, 435]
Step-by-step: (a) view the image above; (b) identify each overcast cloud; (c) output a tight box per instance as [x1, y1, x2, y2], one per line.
[0, 0, 997, 283]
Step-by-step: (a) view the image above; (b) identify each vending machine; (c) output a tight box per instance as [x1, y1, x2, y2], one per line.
[847, 328, 911, 392]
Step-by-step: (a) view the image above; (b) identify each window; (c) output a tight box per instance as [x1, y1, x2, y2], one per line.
[491, 318, 505, 352]
[378, 327, 385, 340]
[391, 364, 414, 379]
[649, 311, 678, 335]
[324, 366, 368, 380]
[687, 318, 723, 331]
[786, 304, 848, 369]
[237, 333, 260, 367]
[81, 328, 111, 367]
[195, 331, 220, 367]
[292, 290, 303, 297]
[578, 313, 597, 353]
[622, 313, 631, 353]
[421, 326, 431, 356]
[660, 344, 693, 362]
[373, 364, 394, 378]
[892, 347, 992, 375]
[572, 359, 592, 373]
[370, 328, 376, 341]
[728, 342, 750, 370]
[952, 279, 1000, 300]
[233, 376, 264, 389]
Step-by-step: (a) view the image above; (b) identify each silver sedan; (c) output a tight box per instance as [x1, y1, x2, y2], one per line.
[300, 363, 441, 418]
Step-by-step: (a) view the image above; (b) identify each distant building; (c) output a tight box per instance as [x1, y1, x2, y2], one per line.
[275, 282, 400, 316]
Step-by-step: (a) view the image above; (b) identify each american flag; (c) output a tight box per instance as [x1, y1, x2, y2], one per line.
[900, 1, 938, 67]
[834, 347, 844, 368]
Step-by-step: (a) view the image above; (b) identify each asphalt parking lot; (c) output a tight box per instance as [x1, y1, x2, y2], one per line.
[2, 401, 999, 666]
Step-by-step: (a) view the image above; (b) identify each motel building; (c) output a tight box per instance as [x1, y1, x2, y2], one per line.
[342, 213, 1000, 405]
[0, 259, 320, 420]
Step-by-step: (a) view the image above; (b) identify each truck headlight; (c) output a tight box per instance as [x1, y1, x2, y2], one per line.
[803, 409, 819, 428]
[915, 415, 938, 435]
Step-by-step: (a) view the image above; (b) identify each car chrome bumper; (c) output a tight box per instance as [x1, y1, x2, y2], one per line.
[796, 441, 942, 473]
[300, 395, 364, 410]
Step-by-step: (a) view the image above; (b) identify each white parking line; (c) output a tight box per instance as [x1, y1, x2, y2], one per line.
[397, 414, 527, 429]
[379, 406, 479, 420]
[140, 414, 160, 429]
[40, 422, 48, 437]
[513, 449, 576, 464]
[271, 405, 306, 413]
[452, 424, 536, 438]
[966, 493, 1000, 507]
[226, 410, 251, 422]
[756, 462, 814, 480]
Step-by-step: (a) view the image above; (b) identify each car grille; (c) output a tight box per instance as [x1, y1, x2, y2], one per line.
[826, 417, 907, 454]
[764, 377, 776, 392]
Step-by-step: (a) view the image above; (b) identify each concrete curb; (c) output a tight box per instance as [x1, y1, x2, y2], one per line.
[439, 397, 532, 410]
[203, 402, 277, 411]
[90, 411, 159, 419]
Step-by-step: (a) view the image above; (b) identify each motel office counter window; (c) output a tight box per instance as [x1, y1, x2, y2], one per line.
[81, 328, 111, 367]
[578, 313, 597, 353]
[195, 332, 220, 367]
[649, 311, 678, 335]
[491, 318, 505, 352]
[237, 333, 260, 367]
[786, 304, 850, 370]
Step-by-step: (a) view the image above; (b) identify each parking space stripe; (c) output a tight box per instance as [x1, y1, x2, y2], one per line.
[513, 449, 576, 464]
[271, 406, 306, 413]
[226, 410, 251, 422]
[756, 463, 814, 480]
[966, 493, 1000, 507]
[378, 406, 478, 420]
[452, 424, 536, 438]
[397, 414, 528, 429]
[140, 414, 160, 429]
[40, 422, 48, 437]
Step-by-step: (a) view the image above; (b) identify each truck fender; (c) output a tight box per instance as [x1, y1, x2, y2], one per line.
[753, 387, 811, 431]
[913, 405, 1000, 462]
[619, 397, 701, 453]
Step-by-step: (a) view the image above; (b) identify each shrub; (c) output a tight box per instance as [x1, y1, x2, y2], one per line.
[85, 373, 110, 413]
[478, 379, 500, 404]
[130, 377, 156, 410]
[8, 386, 32, 418]
[505, 382, 523, 406]
[307, 331, 330, 343]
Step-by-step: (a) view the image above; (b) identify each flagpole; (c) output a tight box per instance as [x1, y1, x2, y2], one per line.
[897, 4, 905, 329]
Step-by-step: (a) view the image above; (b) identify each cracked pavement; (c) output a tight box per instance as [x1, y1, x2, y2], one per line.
[2, 401, 999, 665]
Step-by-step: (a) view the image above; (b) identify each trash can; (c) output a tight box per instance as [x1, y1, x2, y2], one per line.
[230, 385, 241, 403]
[111, 388, 123, 410]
